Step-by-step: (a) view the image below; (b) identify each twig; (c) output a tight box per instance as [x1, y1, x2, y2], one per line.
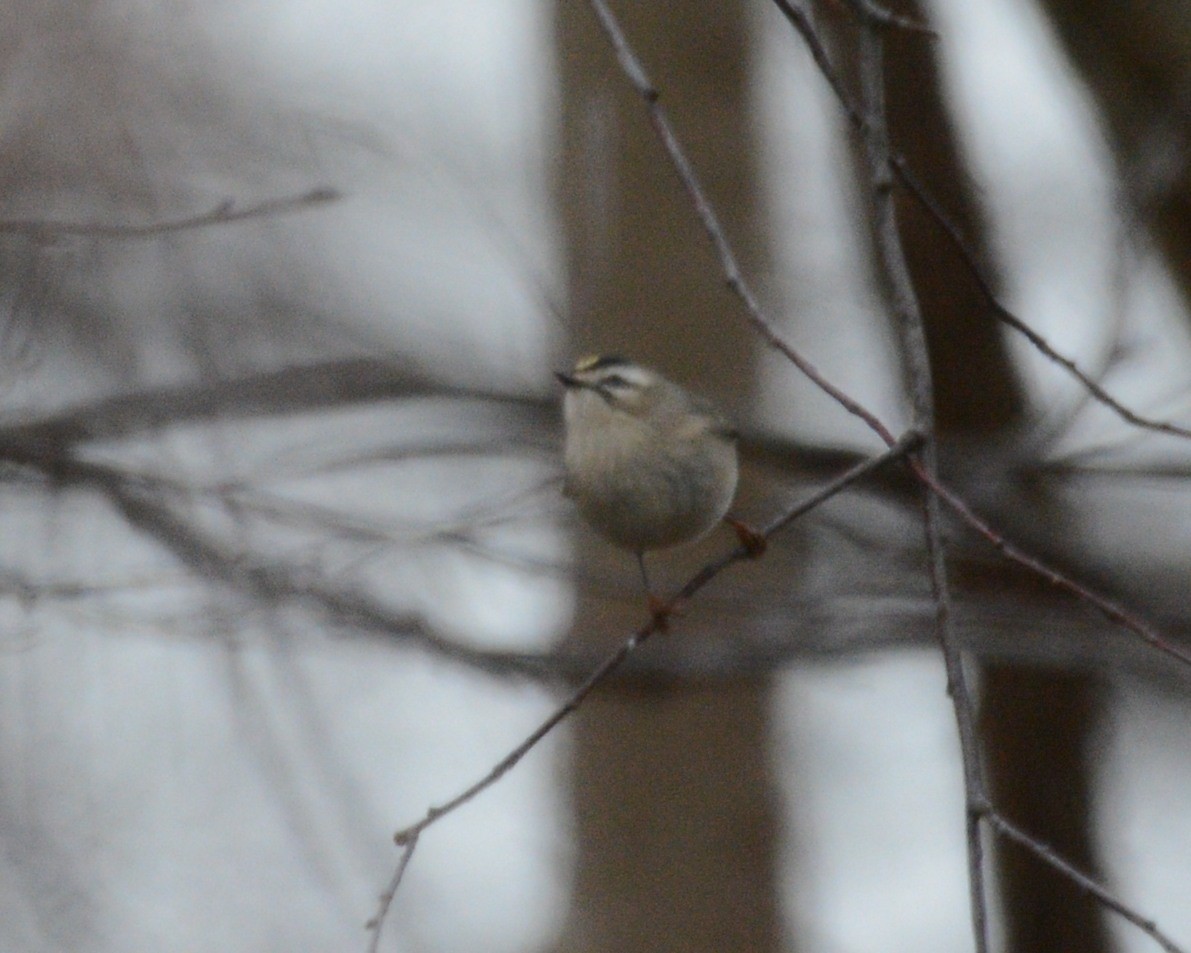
[586, 0, 897, 445]
[372, 3, 1182, 946]
[853, 18, 990, 952]
[374, 436, 920, 935]
[678, 430, 924, 598]
[0, 445, 567, 683]
[771, 0, 863, 127]
[918, 464, 1191, 668]
[773, 6, 1189, 948]
[0, 187, 339, 240]
[892, 160, 1191, 441]
[768, 0, 1191, 442]
[391, 620, 652, 847]
[365, 834, 419, 953]
[591, 0, 1191, 669]
[985, 810, 1188, 953]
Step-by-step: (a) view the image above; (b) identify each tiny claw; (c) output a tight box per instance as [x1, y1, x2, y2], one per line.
[647, 594, 685, 633]
[647, 595, 671, 632]
[726, 517, 767, 558]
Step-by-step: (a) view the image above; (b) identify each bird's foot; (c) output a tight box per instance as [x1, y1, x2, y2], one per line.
[725, 517, 767, 558]
[647, 594, 684, 633]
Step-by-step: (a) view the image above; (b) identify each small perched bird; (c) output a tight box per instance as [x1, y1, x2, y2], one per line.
[556, 354, 762, 625]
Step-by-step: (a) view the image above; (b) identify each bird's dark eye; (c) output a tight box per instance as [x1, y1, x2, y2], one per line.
[600, 374, 631, 389]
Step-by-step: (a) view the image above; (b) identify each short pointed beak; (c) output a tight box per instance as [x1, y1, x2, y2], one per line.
[555, 370, 579, 389]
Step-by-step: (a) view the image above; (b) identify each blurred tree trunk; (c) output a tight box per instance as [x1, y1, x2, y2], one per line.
[552, 4, 784, 953]
[840, 3, 1113, 950]
[1037, 0, 1191, 309]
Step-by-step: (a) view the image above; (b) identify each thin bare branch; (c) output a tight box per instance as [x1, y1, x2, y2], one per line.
[677, 431, 923, 599]
[771, 0, 863, 126]
[588, 3, 1189, 950]
[365, 835, 418, 953]
[893, 160, 1191, 441]
[985, 810, 1188, 953]
[587, 0, 1191, 679]
[379, 436, 920, 922]
[770, 0, 1191, 442]
[0, 187, 340, 240]
[854, 19, 990, 951]
[586, 0, 897, 445]
[919, 464, 1191, 668]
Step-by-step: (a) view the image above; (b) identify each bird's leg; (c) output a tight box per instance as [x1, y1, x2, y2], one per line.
[637, 551, 675, 632]
[725, 516, 767, 558]
[636, 550, 652, 593]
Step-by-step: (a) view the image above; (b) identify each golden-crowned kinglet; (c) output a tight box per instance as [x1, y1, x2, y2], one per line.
[556, 354, 760, 620]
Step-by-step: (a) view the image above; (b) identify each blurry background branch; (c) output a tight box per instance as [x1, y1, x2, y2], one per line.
[1037, 0, 1191, 307]
[0, 187, 340, 239]
[2, 364, 1190, 684]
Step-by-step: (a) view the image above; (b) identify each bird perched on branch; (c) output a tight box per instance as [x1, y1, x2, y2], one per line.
[556, 354, 764, 627]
